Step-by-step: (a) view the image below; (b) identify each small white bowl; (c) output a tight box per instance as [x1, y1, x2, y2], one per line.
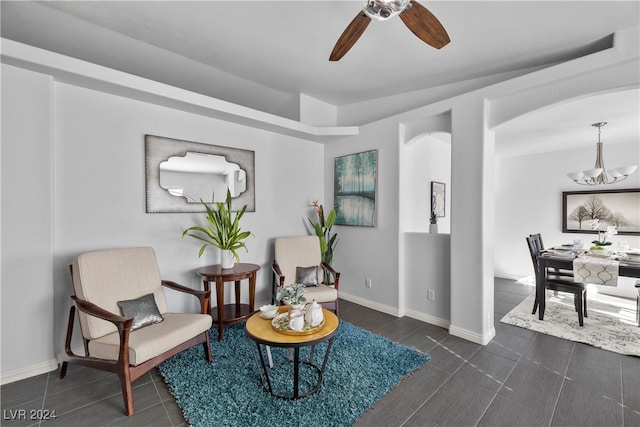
[259, 304, 278, 318]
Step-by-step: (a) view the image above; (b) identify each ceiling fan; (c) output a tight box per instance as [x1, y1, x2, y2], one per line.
[329, 0, 450, 61]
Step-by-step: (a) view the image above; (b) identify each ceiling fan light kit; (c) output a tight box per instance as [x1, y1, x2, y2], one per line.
[363, 0, 411, 21]
[329, 0, 450, 61]
[567, 122, 638, 186]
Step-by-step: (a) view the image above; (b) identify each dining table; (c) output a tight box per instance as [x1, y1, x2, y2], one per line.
[536, 249, 640, 321]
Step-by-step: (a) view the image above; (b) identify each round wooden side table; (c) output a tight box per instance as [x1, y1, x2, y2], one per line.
[245, 307, 339, 399]
[197, 263, 260, 340]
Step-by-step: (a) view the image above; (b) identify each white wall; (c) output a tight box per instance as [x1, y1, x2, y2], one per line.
[1, 65, 324, 381]
[1, 65, 57, 378]
[403, 134, 452, 233]
[404, 232, 450, 325]
[325, 120, 401, 310]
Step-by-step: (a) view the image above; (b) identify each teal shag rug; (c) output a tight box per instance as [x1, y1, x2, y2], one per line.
[158, 321, 429, 427]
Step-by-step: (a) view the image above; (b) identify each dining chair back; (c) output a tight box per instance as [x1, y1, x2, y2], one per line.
[526, 236, 587, 326]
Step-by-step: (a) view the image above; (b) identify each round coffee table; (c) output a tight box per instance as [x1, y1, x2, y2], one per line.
[245, 307, 339, 399]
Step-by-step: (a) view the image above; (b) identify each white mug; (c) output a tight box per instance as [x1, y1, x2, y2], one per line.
[289, 313, 304, 331]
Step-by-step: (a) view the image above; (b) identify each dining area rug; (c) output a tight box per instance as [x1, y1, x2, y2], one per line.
[501, 293, 639, 356]
[158, 321, 429, 427]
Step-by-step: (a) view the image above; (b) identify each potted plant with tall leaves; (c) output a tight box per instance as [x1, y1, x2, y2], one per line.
[182, 189, 252, 268]
[308, 199, 339, 284]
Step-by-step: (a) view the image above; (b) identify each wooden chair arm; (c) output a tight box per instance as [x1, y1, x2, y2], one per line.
[72, 295, 133, 327]
[161, 280, 211, 315]
[272, 261, 285, 287]
[321, 262, 341, 290]
[272, 261, 286, 304]
[70, 296, 133, 367]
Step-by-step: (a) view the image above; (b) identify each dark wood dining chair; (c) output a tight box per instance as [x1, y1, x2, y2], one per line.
[526, 235, 587, 326]
[529, 233, 577, 306]
[636, 280, 640, 327]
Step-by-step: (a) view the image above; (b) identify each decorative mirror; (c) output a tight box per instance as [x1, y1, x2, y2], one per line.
[145, 135, 255, 213]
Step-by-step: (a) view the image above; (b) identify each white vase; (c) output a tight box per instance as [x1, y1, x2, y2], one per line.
[429, 223, 438, 234]
[220, 250, 235, 269]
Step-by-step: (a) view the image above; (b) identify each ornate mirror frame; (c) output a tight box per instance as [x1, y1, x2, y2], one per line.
[145, 134, 255, 213]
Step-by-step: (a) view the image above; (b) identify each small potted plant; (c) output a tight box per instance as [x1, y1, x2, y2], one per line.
[182, 189, 252, 268]
[276, 283, 307, 310]
[589, 220, 616, 256]
[429, 210, 438, 234]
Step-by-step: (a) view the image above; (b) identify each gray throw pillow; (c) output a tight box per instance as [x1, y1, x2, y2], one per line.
[117, 293, 164, 331]
[296, 266, 319, 287]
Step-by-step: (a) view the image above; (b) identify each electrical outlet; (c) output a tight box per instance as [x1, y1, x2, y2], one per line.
[427, 289, 435, 301]
[365, 278, 372, 289]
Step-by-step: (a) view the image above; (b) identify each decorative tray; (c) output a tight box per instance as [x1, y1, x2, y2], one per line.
[271, 313, 325, 336]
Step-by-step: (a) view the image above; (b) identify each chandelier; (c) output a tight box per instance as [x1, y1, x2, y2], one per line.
[567, 122, 637, 185]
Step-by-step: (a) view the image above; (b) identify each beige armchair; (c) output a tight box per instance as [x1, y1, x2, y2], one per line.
[272, 236, 340, 314]
[59, 247, 213, 416]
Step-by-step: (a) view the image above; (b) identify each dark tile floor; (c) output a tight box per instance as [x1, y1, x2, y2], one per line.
[2, 278, 639, 426]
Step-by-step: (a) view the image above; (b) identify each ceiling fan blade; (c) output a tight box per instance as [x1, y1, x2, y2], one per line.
[329, 11, 371, 61]
[399, 0, 450, 49]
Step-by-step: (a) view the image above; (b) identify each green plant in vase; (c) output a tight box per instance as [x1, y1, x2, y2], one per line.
[308, 200, 339, 283]
[430, 210, 438, 225]
[182, 189, 252, 268]
[276, 283, 307, 308]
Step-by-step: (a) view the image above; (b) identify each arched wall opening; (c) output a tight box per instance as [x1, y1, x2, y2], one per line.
[492, 86, 640, 299]
[398, 111, 453, 327]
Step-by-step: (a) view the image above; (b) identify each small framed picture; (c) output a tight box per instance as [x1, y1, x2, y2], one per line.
[431, 181, 445, 217]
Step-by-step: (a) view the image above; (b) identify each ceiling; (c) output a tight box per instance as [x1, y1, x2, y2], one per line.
[2, 1, 639, 155]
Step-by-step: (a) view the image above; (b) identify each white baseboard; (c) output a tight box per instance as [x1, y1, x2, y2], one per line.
[403, 309, 450, 329]
[1, 359, 59, 385]
[449, 324, 496, 345]
[339, 291, 401, 317]
[340, 292, 455, 332]
[340, 292, 501, 345]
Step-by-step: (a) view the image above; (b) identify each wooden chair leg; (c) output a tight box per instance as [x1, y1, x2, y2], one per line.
[118, 365, 134, 416]
[576, 291, 584, 327]
[59, 361, 68, 379]
[583, 290, 588, 317]
[203, 332, 212, 363]
[635, 280, 640, 327]
[60, 305, 75, 380]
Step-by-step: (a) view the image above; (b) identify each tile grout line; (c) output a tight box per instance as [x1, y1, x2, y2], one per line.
[472, 320, 531, 427]
[547, 339, 575, 426]
[37, 372, 51, 427]
[400, 336, 483, 426]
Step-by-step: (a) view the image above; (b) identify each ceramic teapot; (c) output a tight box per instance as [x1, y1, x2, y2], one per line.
[304, 300, 324, 327]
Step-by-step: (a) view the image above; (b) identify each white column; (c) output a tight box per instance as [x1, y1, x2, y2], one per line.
[449, 95, 495, 344]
